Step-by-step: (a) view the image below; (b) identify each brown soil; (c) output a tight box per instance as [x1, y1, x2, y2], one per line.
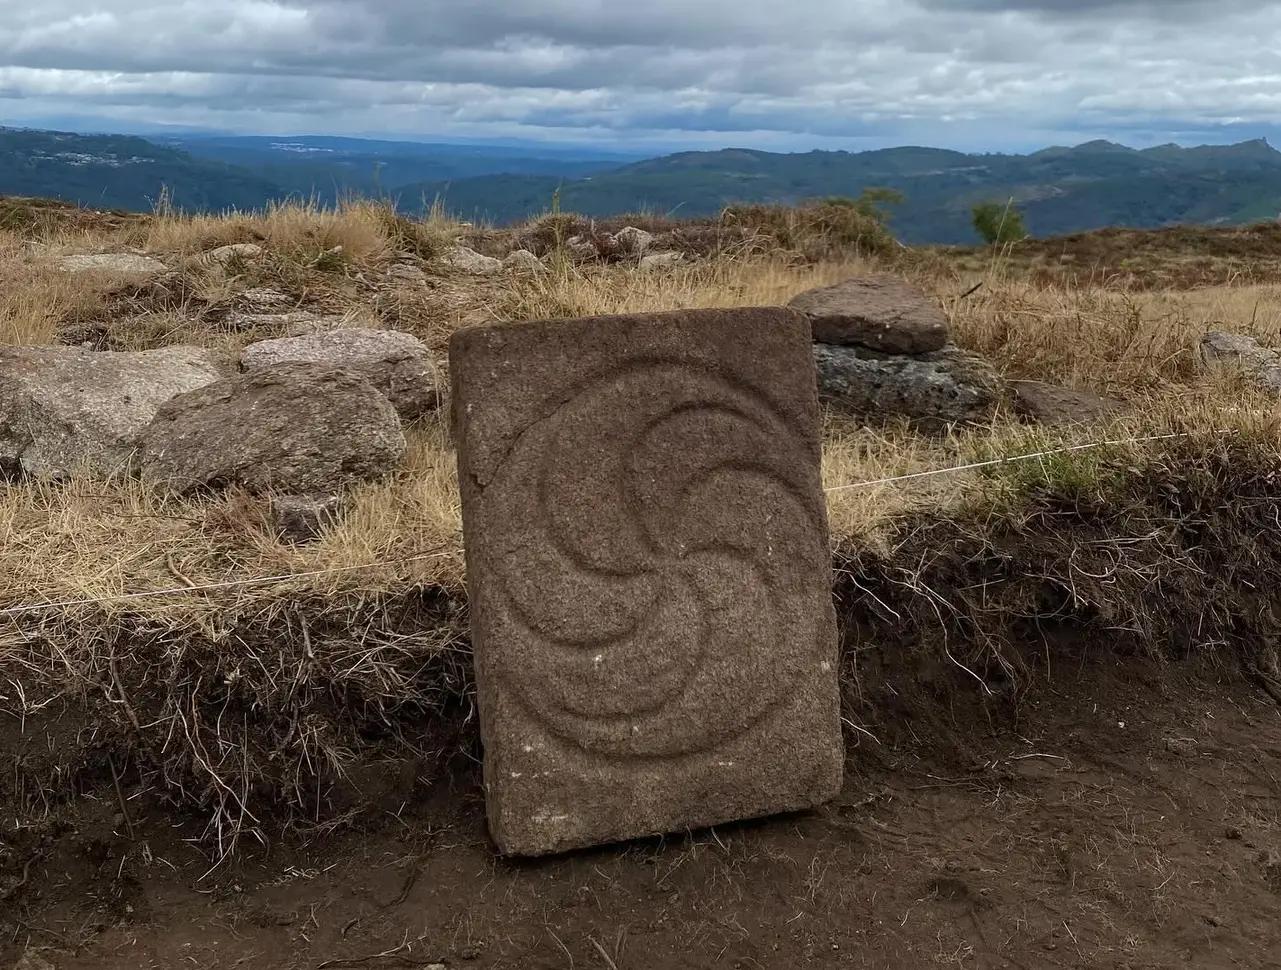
[6, 650, 1280, 970]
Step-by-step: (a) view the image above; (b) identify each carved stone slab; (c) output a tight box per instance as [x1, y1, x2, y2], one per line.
[449, 307, 842, 856]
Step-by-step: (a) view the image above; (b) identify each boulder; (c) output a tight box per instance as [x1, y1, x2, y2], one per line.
[204, 243, 263, 266]
[1200, 331, 1281, 395]
[271, 493, 346, 543]
[502, 249, 546, 273]
[241, 328, 439, 420]
[813, 344, 1003, 427]
[0, 345, 225, 478]
[639, 251, 684, 271]
[441, 246, 502, 275]
[138, 363, 406, 494]
[57, 253, 167, 276]
[614, 226, 655, 255]
[1013, 380, 1125, 425]
[788, 275, 949, 354]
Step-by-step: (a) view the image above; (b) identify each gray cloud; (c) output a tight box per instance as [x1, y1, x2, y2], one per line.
[0, 0, 1277, 150]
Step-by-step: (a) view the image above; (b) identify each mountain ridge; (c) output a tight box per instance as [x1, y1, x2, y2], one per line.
[4, 126, 1281, 244]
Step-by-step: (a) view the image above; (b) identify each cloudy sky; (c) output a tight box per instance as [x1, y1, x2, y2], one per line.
[0, 0, 1279, 153]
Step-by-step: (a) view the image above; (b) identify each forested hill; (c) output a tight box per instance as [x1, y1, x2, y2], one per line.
[5, 125, 1281, 244]
[399, 139, 1281, 244]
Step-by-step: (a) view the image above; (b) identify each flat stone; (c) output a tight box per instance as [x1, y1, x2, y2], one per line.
[450, 307, 842, 856]
[138, 363, 406, 494]
[0, 345, 225, 478]
[223, 310, 348, 336]
[241, 327, 439, 420]
[57, 252, 168, 276]
[813, 344, 1003, 428]
[789, 275, 950, 354]
[1013, 380, 1125, 425]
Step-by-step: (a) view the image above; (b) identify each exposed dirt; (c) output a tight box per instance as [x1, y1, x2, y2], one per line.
[5, 651, 1280, 970]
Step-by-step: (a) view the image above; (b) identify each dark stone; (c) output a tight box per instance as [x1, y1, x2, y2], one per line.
[450, 307, 842, 856]
[789, 275, 950, 354]
[813, 344, 1003, 428]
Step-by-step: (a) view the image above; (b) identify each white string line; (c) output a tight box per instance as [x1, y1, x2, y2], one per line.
[0, 430, 1225, 617]
[0, 550, 455, 618]
[822, 431, 1212, 494]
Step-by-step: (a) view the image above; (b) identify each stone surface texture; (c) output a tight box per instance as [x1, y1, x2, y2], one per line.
[638, 251, 684, 271]
[450, 307, 842, 856]
[502, 249, 546, 273]
[813, 344, 1003, 427]
[1201, 331, 1281, 395]
[0, 345, 225, 478]
[57, 252, 168, 276]
[442, 246, 503, 275]
[139, 363, 406, 494]
[614, 226, 655, 254]
[1013, 380, 1125, 425]
[241, 327, 439, 420]
[204, 243, 263, 265]
[789, 275, 950, 354]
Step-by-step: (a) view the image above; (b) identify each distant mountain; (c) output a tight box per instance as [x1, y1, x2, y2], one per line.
[0, 127, 280, 212]
[4, 125, 1281, 244]
[0, 127, 630, 215]
[402, 139, 1281, 243]
[165, 135, 630, 203]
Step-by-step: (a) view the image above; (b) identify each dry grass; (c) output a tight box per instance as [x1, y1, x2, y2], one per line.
[5, 199, 1281, 852]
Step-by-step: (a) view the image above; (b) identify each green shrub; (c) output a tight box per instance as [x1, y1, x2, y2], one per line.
[972, 200, 1029, 245]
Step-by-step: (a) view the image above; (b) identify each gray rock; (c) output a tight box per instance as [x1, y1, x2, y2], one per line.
[1013, 380, 1125, 425]
[614, 226, 655, 255]
[241, 328, 439, 420]
[0, 345, 225, 479]
[272, 493, 346, 543]
[441, 246, 502, 275]
[813, 344, 1003, 427]
[789, 275, 950, 354]
[238, 287, 292, 311]
[57, 252, 167, 276]
[563, 235, 601, 260]
[639, 251, 684, 271]
[204, 243, 263, 266]
[1201, 331, 1281, 394]
[138, 363, 406, 494]
[450, 307, 841, 856]
[502, 249, 546, 273]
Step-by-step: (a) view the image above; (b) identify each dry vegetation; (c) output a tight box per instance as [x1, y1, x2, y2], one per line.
[3, 197, 1281, 857]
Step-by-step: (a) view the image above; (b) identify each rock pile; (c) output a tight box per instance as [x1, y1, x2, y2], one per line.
[0, 325, 442, 540]
[789, 275, 1002, 426]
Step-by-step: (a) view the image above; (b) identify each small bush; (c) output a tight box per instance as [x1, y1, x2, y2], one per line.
[973, 200, 1029, 246]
